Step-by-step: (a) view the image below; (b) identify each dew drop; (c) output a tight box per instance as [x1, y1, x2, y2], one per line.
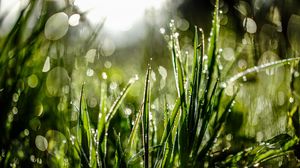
[102, 72, 107, 79]
[12, 107, 18, 115]
[124, 108, 132, 116]
[42, 57, 51, 72]
[68, 14, 80, 26]
[243, 17, 257, 34]
[289, 97, 294, 103]
[159, 27, 165, 34]
[35, 135, 48, 151]
[44, 12, 69, 40]
[86, 68, 94, 77]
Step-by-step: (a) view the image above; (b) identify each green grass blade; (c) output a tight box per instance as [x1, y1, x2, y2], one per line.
[194, 95, 235, 167]
[96, 80, 107, 167]
[142, 66, 151, 168]
[106, 76, 137, 124]
[225, 57, 300, 84]
[128, 104, 143, 148]
[223, 134, 299, 167]
[79, 84, 96, 167]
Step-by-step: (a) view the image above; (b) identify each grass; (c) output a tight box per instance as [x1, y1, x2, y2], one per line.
[0, 0, 300, 167]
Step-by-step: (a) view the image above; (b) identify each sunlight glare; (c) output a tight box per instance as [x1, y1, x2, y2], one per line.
[74, 0, 165, 32]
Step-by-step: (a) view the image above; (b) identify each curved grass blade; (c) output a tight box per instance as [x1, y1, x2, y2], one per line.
[225, 57, 300, 84]
[222, 134, 299, 167]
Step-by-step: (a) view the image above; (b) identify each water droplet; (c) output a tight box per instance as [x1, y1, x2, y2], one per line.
[226, 134, 232, 141]
[173, 32, 179, 38]
[86, 68, 94, 77]
[253, 163, 260, 167]
[12, 107, 18, 115]
[294, 71, 300, 77]
[24, 129, 29, 136]
[102, 72, 107, 79]
[68, 13, 80, 26]
[27, 74, 39, 88]
[44, 12, 69, 40]
[35, 135, 48, 151]
[110, 82, 118, 90]
[159, 27, 165, 34]
[85, 49, 96, 63]
[35, 103, 44, 116]
[46, 67, 70, 96]
[289, 97, 294, 103]
[124, 108, 132, 116]
[104, 61, 112, 68]
[12, 93, 19, 102]
[42, 56, 51, 72]
[30, 155, 35, 162]
[243, 17, 257, 33]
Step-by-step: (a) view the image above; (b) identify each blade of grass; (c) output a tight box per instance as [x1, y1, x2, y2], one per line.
[128, 103, 143, 148]
[79, 84, 96, 167]
[106, 77, 137, 124]
[225, 57, 300, 84]
[142, 66, 151, 168]
[96, 80, 107, 167]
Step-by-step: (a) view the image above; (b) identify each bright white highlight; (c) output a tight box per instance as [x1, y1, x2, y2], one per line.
[74, 0, 165, 32]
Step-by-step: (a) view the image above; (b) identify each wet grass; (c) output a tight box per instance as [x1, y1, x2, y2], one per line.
[0, 0, 300, 167]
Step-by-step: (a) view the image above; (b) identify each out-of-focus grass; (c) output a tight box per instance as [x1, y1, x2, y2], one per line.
[1, 0, 300, 167]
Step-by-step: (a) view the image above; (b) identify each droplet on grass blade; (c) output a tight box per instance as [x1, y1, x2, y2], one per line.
[160, 27, 165, 34]
[42, 57, 51, 72]
[35, 135, 48, 151]
[125, 108, 132, 116]
[243, 17, 257, 34]
[68, 14, 80, 26]
[44, 12, 69, 40]
[12, 107, 18, 115]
